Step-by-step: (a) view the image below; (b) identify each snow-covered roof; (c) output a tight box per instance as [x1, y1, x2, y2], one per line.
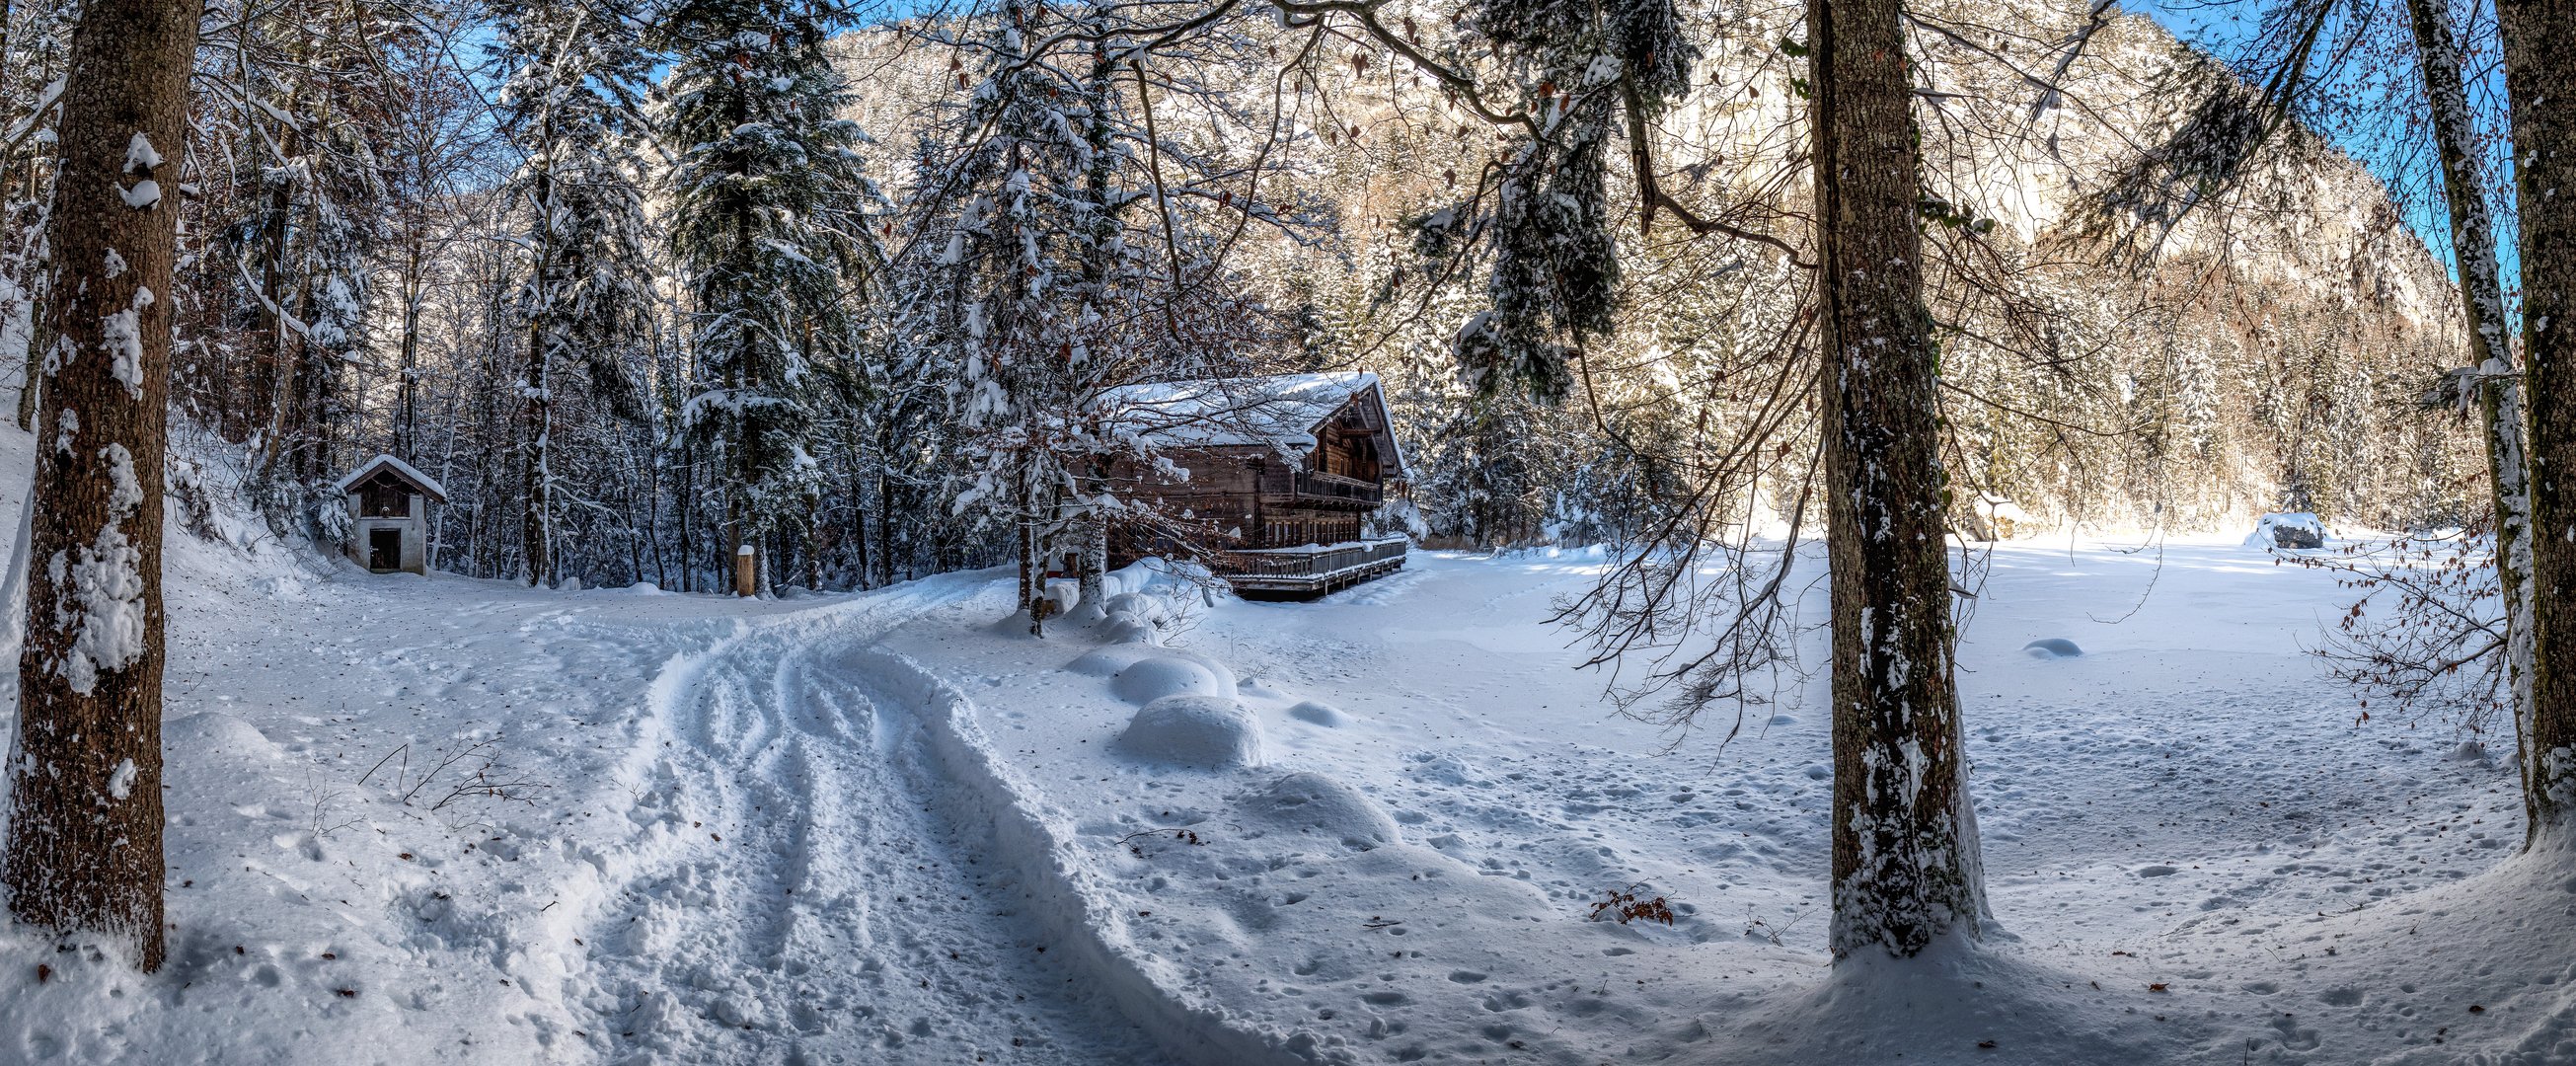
[335, 454, 448, 503]
[1099, 371, 1407, 478]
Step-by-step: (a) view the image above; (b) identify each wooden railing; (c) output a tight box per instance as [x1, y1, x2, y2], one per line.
[1292, 469, 1383, 504]
[1215, 537, 1408, 593]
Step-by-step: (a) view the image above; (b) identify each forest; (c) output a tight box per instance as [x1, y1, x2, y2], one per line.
[4, 0, 2576, 1059]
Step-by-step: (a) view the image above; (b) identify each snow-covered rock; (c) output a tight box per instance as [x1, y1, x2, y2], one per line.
[1115, 695, 1264, 769]
[2246, 511, 2326, 549]
[2022, 638, 2084, 658]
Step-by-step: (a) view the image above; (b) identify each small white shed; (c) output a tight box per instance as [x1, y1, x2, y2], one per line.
[335, 454, 446, 574]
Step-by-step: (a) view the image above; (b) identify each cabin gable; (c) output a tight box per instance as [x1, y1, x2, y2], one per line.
[1102, 372, 1410, 585]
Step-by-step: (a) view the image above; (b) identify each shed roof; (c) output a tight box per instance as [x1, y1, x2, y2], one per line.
[336, 454, 448, 503]
[1100, 371, 1407, 478]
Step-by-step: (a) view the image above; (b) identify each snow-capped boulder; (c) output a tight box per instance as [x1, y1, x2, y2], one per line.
[1116, 695, 1265, 769]
[1285, 700, 1351, 727]
[2022, 638, 2084, 658]
[2246, 511, 2325, 549]
[1110, 655, 1235, 704]
[1237, 771, 1398, 851]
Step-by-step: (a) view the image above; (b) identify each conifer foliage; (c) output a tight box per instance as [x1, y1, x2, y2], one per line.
[492, 0, 656, 586]
[656, 0, 879, 595]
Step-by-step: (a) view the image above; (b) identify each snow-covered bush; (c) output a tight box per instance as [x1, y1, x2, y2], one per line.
[1115, 696, 1264, 769]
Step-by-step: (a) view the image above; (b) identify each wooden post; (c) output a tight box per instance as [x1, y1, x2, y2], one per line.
[732, 542, 756, 598]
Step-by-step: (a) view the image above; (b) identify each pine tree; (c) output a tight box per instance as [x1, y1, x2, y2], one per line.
[494, 0, 653, 585]
[658, 0, 878, 596]
[919, 1, 1140, 630]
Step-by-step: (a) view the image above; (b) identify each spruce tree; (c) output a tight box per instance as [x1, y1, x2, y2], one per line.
[657, 0, 878, 595]
[493, 0, 654, 585]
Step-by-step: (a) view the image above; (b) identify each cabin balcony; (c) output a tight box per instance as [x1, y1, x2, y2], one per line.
[1214, 537, 1408, 598]
[1281, 469, 1383, 506]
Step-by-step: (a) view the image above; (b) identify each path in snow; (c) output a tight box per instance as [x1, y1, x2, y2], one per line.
[560, 584, 1174, 1066]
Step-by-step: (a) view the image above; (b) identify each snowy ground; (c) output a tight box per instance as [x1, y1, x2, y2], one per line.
[0, 419, 2567, 1065]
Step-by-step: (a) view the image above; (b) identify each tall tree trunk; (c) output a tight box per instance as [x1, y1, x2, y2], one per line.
[397, 240, 421, 460]
[1809, 0, 1983, 959]
[875, 428, 895, 588]
[520, 114, 556, 588]
[5, 0, 201, 972]
[2406, 0, 2539, 839]
[522, 313, 551, 586]
[16, 289, 45, 430]
[2500, 0, 2576, 839]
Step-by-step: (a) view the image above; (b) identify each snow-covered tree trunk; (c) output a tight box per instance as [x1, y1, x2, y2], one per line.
[1809, 0, 1983, 958]
[2500, 0, 2576, 839]
[2406, 0, 2538, 839]
[521, 300, 552, 586]
[4, 0, 199, 971]
[1078, 509, 1107, 616]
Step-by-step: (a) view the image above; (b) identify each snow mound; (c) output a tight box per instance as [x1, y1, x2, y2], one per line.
[1067, 647, 1143, 677]
[2022, 638, 2084, 658]
[1237, 771, 1398, 851]
[1110, 655, 1234, 704]
[1284, 699, 1351, 726]
[1102, 590, 1163, 621]
[163, 712, 284, 762]
[2246, 510, 2325, 549]
[1116, 695, 1264, 769]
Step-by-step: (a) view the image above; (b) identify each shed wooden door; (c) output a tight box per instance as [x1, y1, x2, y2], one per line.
[368, 528, 402, 571]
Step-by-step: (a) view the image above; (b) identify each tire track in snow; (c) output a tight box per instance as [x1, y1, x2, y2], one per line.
[553, 583, 1174, 1065]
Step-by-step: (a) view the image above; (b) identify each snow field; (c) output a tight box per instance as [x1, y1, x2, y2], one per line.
[1, 410, 2568, 1065]
[882, 540, 2566, 1064]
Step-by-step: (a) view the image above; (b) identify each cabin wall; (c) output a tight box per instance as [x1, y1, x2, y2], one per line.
[345, 492, 430, 575]
[1106, 445, 1381, 565]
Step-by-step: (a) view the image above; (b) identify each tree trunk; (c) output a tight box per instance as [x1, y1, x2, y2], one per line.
[1079, 511, 1107, 612]
[876, 434, 895, 588]
[520, 113, 556, 588]
[16, 287, 45, 430]
[2500, 0, 2576, 838]
[1809, 0, 1983, 959]
[2407, 0, 2540, 840]
[521, 313, 551, 586]
[5, 0, 201, 972]
[397, 239, 421, 460]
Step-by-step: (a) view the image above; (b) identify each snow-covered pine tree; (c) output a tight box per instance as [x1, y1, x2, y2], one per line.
[492, 0, 654, 586]
[916, 1, 1163, 631]
[917, 0, 1298, 628]
[182, 0, 394, 527]
[658, 0, 878, 596]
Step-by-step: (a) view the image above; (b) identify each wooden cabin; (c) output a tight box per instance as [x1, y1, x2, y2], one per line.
[335, 454, 446, 574]
[1101, 372, 1408, 596]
